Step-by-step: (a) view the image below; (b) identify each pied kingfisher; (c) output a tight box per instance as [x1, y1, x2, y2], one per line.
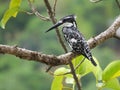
[46, 15, 97, 66]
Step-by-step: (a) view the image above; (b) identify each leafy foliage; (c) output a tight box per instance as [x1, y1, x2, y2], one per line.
[103, 60, 120, 81]
[102, 60, 120, 90]
[51, 57, 120, 90]
[0, 0, 21, 29]
[52, 67, 69, 90]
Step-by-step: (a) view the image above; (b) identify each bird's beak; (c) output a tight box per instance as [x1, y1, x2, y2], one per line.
[45, 20, 63, 33]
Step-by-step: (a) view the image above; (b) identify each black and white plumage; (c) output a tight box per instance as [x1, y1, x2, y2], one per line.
[46, 15, 97, 66]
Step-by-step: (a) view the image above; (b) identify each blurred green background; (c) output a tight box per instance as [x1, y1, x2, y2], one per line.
[0, 0, 120, 90]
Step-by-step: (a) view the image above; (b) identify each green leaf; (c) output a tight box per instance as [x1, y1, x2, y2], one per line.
[90, 0, 102, 3]
[54, 67, 70, 75]
[64, 72, 77, 85]
[104, 78, 120, 90]
[72, 55, 84, 74]
[102, 60, 120, 81]
[51, 75, 64, 90]
[72, 55, 102, 81]
[51, 67, 70, 90]
[65, 76, 74, 84]
[0, 8, 19, 29]
[29, 0, 35, 3]
[0, 0, 21, 29]
[9, 0, 21, 17]
[63, 88, 72, 90]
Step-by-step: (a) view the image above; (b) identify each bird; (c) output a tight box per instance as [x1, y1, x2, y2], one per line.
[46, 15, 97, 66]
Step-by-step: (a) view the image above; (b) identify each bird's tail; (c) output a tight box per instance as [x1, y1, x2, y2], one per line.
[90, 57, 97, 66]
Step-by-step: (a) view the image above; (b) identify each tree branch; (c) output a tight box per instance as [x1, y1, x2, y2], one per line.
[1, 15, 119, 66]
[0, 45, 75, 66]
[27, 0, 50, 21]
[0, 44, 74, 65]
[88, 16, 120, 48]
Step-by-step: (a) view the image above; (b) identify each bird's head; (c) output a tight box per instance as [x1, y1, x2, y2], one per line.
[45, 15, 77, 32]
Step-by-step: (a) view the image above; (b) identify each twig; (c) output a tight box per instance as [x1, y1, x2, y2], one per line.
[115, 0, 120, 10]
[68, 61, 81, 90]
[27, 0, 50, 21]
[74, 57, 85, 70]
[53, 0, 57, 16]
[46, 65, 53, 72]
[44, 0, 67, 73]
[44, 0, 68, 53]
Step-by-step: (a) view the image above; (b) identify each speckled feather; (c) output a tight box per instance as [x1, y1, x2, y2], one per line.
[62, 26, 97, 66]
